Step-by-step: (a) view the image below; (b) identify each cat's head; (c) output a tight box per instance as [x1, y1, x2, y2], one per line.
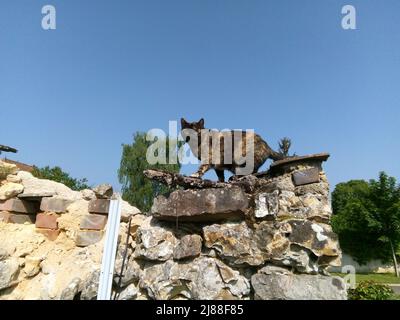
[180, 118, 205, 142]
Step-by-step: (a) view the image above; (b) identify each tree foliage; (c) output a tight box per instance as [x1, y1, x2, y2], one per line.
[332, 172, 400, 267]
[118, 132, 182, 212]
[32, 166, 89, 191]
[278, 137, 295, 157]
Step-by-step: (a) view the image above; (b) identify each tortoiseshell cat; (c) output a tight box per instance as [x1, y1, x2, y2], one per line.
[181, 118, 284, 182]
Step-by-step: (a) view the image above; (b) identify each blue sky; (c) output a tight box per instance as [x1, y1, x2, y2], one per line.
[1, 0, 399, 190]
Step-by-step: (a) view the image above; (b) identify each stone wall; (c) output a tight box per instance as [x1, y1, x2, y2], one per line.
[0, 155, 347, 300]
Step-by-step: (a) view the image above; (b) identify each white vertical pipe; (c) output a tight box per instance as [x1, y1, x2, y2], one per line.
[97, 198, 122, 300]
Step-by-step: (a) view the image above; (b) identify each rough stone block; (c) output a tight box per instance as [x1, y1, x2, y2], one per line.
[75, 230, 103, 247]
[292, 168, 320, 186]
[40, 197, 71, 213]
[0, 198, 39, 214]
[88, 199, 110, 214]
[36, 228, 60, 241]
[173, 234, 202, 260]
[80, 214, 107, 230]
[35, 213, 58, 230]
[251, 265, 347, 300]
[151, 187, 248, 222]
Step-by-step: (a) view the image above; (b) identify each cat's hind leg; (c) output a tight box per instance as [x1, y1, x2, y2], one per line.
[215, 169, 225, 182]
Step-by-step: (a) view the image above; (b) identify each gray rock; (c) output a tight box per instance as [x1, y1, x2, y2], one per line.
[173, 234, 202, 260]
[0, 258, 19, 290]
[93, 184, 113, 199]
[139, 257, 250, 300]
[251, 265, 347, 300]
[254, 190, 279, 218]
[116, 283, 139, 300]
[134, 221, 177, 261]
[60, 278, 81, 300]
[203, 222, 264, 266]
[80, 271, 100, 300]
[151, 187, 248, 222]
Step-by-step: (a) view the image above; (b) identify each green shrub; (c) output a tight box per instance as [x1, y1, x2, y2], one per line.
[348, 280, 394, 300]
[0, 166, 14, 181]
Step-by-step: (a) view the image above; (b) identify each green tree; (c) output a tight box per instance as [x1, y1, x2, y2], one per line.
[32, 166, 89, 191]
[118, 132, 182, 212]
[332, 172, 400, 277]
[278, 137, 295, 157]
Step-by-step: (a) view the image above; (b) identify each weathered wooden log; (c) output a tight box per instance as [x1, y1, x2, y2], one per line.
[143, 169, 230, 189]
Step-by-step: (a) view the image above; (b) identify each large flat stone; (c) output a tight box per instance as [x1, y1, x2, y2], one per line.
[292, 168, 320, 186]
[251, 265, 347, 300]
[0, 212, 35, 224]
[151, 187, 249, 222]
[0, 198, 39, 214]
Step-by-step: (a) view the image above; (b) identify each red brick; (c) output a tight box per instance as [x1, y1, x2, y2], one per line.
[0, 212, 35, 224]
[10, 214, 35, 224]
[88, 199, 110, 214]
[40, 197, 71, 213]
[0, 198, 39, 214]
[36, 228, 60, 241]
[80, 214, 107, 230]
[0, 211, 10, 223]
[35, 213, 58, 229]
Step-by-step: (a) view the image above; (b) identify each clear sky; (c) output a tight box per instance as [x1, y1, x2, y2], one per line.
[1, 0, 399, 190]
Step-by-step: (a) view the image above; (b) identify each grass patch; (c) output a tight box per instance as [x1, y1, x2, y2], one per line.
[333, 273, 400, 284]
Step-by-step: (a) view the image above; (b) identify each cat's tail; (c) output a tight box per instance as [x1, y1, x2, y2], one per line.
[269, 149, 285, 161]
[259, 138, 285, 161]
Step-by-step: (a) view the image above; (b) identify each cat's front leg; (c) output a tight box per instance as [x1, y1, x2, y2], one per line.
[190, 163, 211, 179]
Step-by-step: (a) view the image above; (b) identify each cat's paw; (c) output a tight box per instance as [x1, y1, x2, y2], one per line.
[190, 172, 202, 179]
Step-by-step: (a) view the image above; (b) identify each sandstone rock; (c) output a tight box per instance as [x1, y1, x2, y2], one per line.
[128, 214, 147, 238]
[0, 161, 19, 177]
[173, 234, 202, 260]
[36, 228, 60, 241]
[80, 189, 96, 201]
[139, 257, 250, 300]
[6, 174, 22, 183]
[0, 248, 9, 261]
[0, 258, 19, 290]
[151, 187, 248, 222]
[0, 182, 24, 200]
[114, 255, 142, 287]
[17, 171, 82, 201]
[251, 265, 347, 300]
[93, 184, 113, 199]
[58, 200, 90, 240]
[121, 200, 141, 222]
[134, 218, 178, 261]
[75, 230, 104, 247]
[23, 256, 42, 277]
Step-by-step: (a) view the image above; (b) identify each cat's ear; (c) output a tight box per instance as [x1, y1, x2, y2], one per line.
[181, 118, 188, 128]
[198, 118, 205, 128]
